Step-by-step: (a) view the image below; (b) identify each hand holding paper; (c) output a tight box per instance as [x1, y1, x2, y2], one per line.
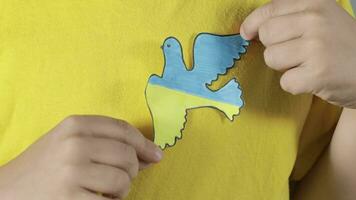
[241, 0, 356, 108]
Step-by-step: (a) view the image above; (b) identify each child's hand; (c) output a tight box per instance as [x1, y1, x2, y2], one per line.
[241, 0, 356, 108]
[0, 115, 163, 200]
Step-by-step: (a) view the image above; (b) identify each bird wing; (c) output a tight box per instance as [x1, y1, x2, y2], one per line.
[192, 33, 248, 85]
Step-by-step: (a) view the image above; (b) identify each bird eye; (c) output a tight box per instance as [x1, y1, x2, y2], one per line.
[167, 44, 171, 48]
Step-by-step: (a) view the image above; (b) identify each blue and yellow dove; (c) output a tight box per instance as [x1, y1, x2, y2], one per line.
[146, 33, 249, 149]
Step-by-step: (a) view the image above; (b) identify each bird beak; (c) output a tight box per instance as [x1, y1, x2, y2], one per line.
[160, 45, 164, 50]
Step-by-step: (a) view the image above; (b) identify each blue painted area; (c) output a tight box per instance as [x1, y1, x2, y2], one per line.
[148, 33, 248, 107]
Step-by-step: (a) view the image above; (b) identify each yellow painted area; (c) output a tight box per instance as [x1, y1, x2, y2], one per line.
[146, 83, 240, 148]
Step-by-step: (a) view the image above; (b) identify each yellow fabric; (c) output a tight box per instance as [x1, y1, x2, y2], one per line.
[291, 97, 341, 181]
[339, 0, 355, 15]
[0, 0, 351, 199]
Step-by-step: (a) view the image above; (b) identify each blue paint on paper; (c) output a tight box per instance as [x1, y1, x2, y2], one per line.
[149, 33, 248, 107]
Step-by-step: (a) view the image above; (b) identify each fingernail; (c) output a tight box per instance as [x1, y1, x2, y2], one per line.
[240, 25, 247, 40]
[154, 146, 163, 161]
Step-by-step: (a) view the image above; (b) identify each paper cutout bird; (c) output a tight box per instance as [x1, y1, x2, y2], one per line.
[145, 33, 249, 149]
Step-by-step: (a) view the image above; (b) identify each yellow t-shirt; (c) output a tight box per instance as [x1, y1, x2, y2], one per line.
[0, 0, 353, 199]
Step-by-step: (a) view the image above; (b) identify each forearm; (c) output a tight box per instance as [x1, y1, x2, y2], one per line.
[0, 159, 22, 198]
[294, 108, 356, 200]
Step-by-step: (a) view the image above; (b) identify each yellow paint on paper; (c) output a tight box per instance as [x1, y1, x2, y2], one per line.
[146, 83, 241, 148]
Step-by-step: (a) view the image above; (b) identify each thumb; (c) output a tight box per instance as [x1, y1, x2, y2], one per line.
[240, 0, 306, 40]
[139, 160, 153, 170]
[240, 3, 274, 40]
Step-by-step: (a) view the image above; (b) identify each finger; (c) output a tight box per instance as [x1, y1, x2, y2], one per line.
[240, 1, 306, 40]
[240, 3, 274, 40]
[79, 163, 131, 199]
[259, 12, 306, 46]
[280, 66, 313, 95]
[264, 38, 307, 71]
[139, 161, 152, 170]
[88, 138, 139, 179]
[76, 189, 116, 200]
[61, 115, 163, 163]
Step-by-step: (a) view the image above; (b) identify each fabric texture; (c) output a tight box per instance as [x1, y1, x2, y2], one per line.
[0, 0, 353, 199]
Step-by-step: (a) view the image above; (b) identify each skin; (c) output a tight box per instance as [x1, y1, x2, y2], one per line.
[241, 0, 356, 109]
[0, 115, 163, 200]
[241, 0, 356, 199]
[294, 108, 356, 200]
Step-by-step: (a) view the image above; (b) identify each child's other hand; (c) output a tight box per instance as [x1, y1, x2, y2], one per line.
[241, 0, 356, 109]
[0, 115, 163, 200]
